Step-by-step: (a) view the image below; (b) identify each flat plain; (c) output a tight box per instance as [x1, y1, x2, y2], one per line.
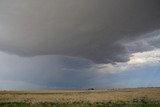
[0, 88, 160, 107]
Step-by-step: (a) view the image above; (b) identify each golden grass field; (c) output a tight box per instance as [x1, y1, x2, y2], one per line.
[0, 88, 160, 107]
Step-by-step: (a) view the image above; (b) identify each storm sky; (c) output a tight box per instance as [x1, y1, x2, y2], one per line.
[0, 0, 160, 90]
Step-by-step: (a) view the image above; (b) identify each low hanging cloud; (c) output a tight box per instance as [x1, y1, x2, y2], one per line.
[0, 0, 160, 63]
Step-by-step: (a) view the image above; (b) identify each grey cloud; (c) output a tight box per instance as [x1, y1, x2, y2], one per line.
[0, 0, 160, 63]
[123, 30, 160, 53]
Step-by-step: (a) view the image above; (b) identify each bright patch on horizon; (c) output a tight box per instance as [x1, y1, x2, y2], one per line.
[128, 49, 160, 65]
[96, 48, 160, 74]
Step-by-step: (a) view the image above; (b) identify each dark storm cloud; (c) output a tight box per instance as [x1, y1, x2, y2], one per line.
[0, 0, 160, 63]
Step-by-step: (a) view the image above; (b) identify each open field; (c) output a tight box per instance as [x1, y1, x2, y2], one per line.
[0, 88, 160, 107]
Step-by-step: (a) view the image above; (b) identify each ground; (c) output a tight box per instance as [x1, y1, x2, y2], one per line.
[0, 88, 160, 107]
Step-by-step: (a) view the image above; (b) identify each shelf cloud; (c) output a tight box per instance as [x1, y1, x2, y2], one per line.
[0, 0, 160, 63]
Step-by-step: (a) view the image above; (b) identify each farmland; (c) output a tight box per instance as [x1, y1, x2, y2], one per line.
[0, 88, 160, 107]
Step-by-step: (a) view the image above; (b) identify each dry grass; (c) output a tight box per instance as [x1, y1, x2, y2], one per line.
[0, 88, 160, 104]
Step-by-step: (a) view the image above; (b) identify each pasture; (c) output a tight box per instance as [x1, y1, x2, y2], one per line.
[0, 88, 160, 107]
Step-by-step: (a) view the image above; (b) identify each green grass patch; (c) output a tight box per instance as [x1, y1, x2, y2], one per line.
[0, 102, 160, 107]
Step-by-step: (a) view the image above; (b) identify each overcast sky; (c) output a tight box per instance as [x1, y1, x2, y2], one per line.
[0, 0, 160, 90]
